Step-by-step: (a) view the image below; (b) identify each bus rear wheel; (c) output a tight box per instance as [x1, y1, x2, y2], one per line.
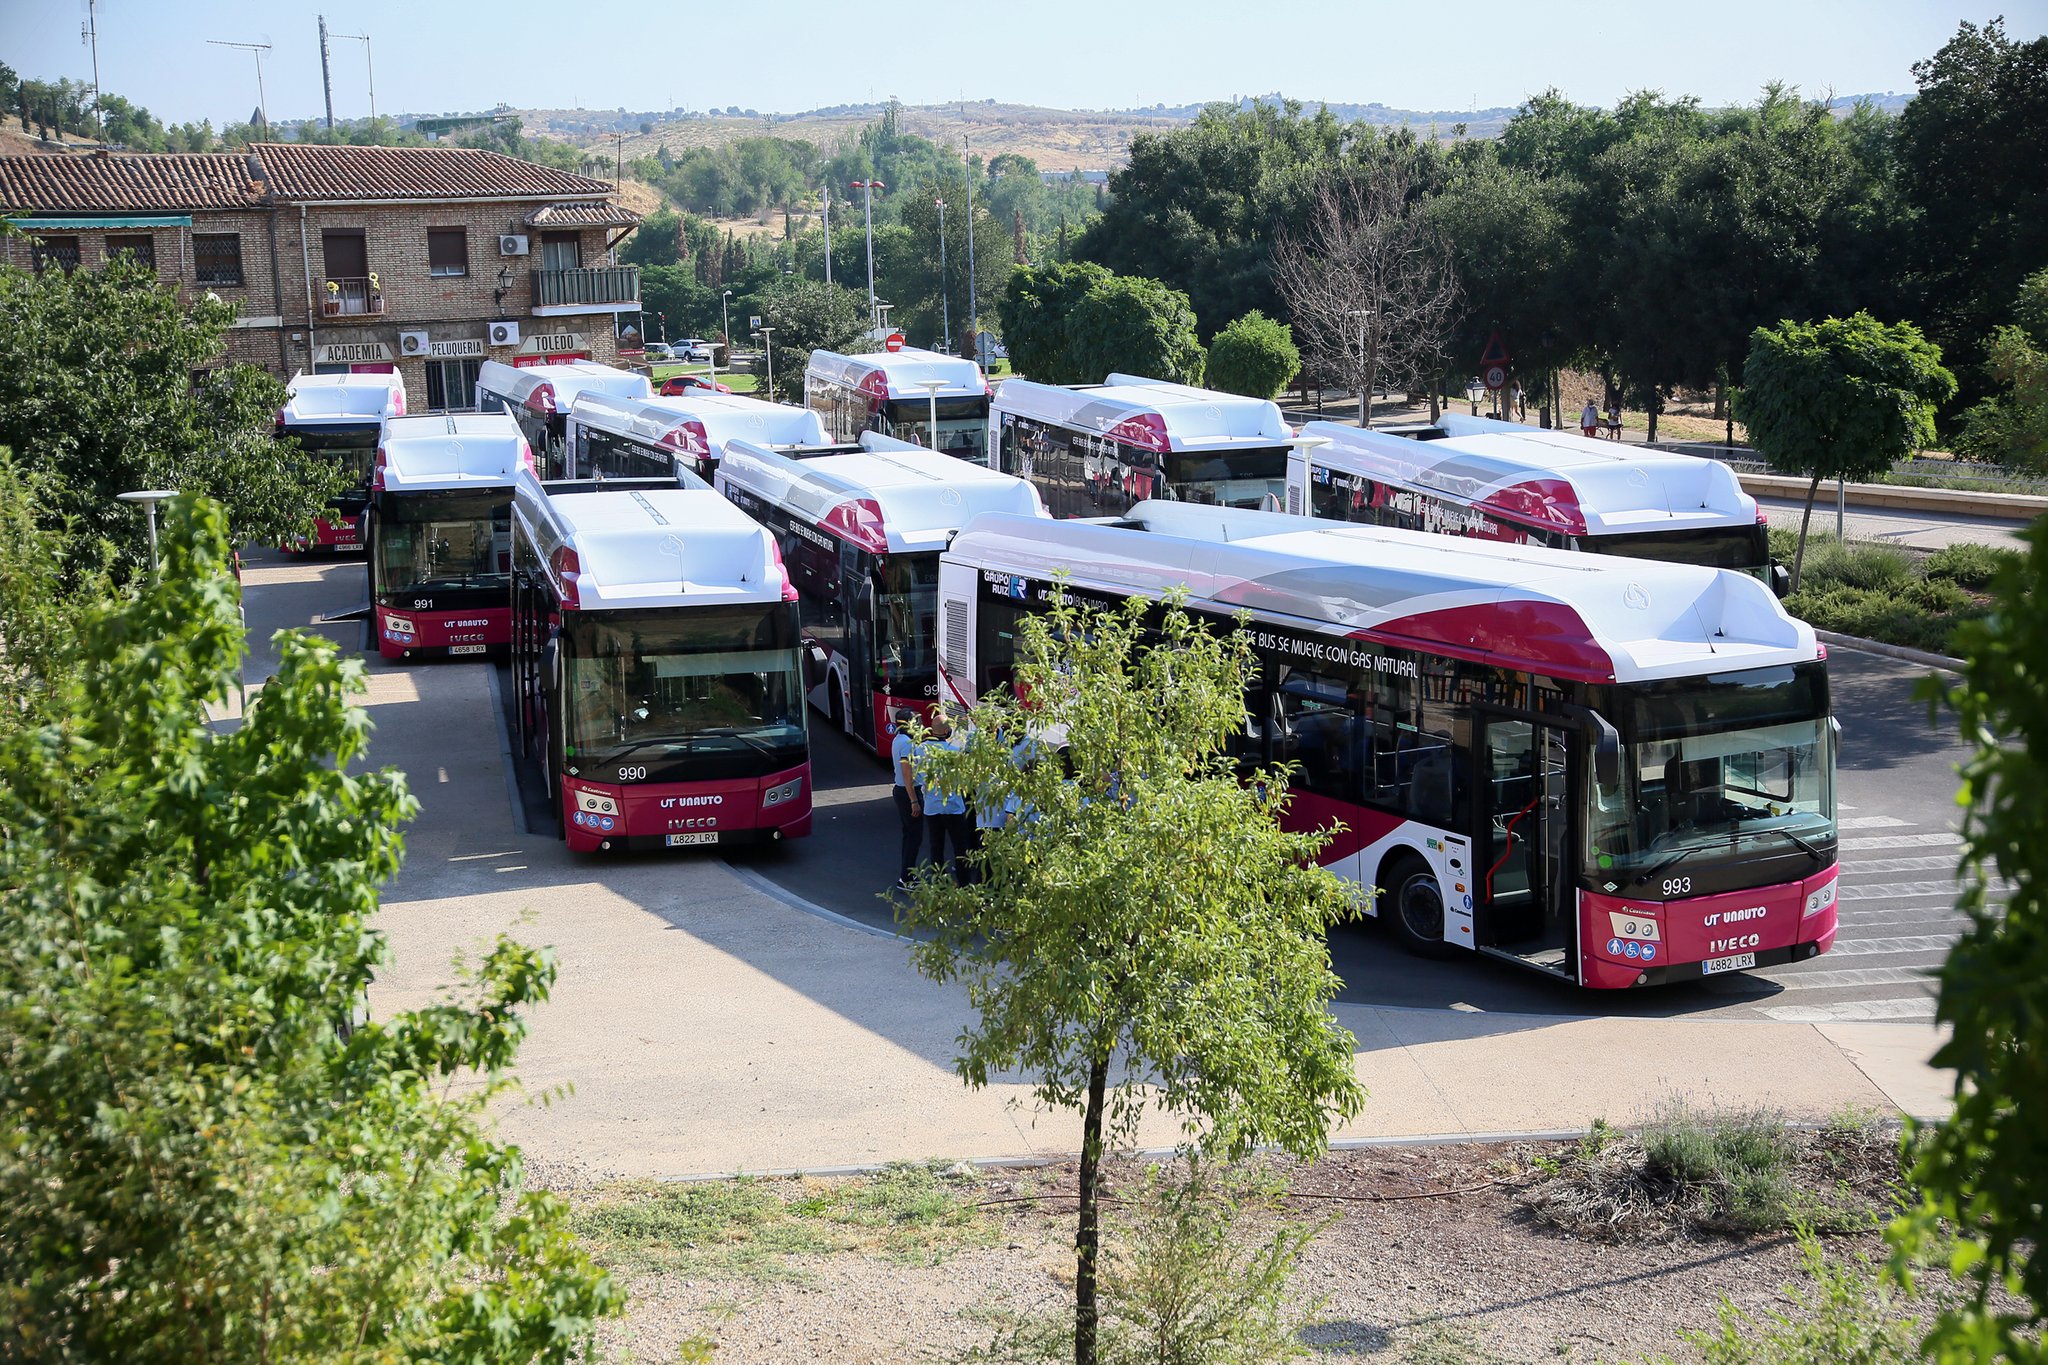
[1383, 854, 1452, 958]
[828, 681, 846, 734]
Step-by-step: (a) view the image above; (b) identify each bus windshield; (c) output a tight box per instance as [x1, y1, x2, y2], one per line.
[1585, 663, 1835, 880]
[375, 491, 510, 599]
[1163, 446, 1289, 508]
[885, 397, 989, 464]
[286, 424, 380, 486]
[564, 603, 805, 774]
[873, 553, 939, 686]
[1580, 524, 1770, 573]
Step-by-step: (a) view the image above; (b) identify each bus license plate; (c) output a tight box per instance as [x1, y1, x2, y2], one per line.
[666, 832, 717, 847]
[449, 644, 486, 655]
[1702, 952, 1757, 975]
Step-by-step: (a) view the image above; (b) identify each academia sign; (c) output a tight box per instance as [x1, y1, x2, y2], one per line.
[312, 340, 394, 364]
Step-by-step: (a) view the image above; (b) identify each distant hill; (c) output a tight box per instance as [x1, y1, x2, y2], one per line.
[518, 89, 1917, 174]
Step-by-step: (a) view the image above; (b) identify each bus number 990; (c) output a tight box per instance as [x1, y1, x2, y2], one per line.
[619, 766, 648, 781]
[1663, 877, 1692, 897]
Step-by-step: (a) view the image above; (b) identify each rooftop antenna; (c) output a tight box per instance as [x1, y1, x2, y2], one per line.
[328, 26, 374, 120]
[81, 0, 104, 140]
[207, 39, 273, 136]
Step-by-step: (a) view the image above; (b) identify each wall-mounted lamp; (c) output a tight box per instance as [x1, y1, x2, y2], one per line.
[494, 264, 514, 309]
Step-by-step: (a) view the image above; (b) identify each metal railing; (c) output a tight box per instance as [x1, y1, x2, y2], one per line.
[323, 277, 384, 316]
[531, 265, 640, 308]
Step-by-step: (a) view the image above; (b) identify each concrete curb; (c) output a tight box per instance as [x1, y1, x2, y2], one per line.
[1739, 470, 2048, 521]
[721, 859, 906, 942]
[1816, 629, 1965, 674]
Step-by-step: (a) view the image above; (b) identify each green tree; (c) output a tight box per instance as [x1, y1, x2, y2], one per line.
[1894, 18, 2048, 404]
[0, 492, 623, 1361]
[1205, 310, 1300, 399]
[753, 275, 869, 402]
[623, 207, 686, 268]
[1731, 312, 1954, 591]
[1891, 517, 2048, 1364]
[1953, 268, 2048, 469]
[997, 260, 1110, 383]
[901, 589, 1365, 1365]
[0, 258, 342, 567]
[1066, 273, 1206, 386]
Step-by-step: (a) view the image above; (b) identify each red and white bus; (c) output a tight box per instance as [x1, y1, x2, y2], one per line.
[1289, 416, 1787, 593]
[277, 370, 407, 551]
[565, 390, 829, 483]
[805, 347, 992, 465]
[937, 502, 1839, 989]
[476, 359, 652, 480]
[715, 438, 1045, 758]
[992, 374, 1294, 518]
[509, 471, 813, 853]
[365, 413, 533, 660]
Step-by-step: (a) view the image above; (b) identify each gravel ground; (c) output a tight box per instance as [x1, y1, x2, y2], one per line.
[547, 1139, 1925, 1364]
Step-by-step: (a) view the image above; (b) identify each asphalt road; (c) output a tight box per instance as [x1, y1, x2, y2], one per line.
[1754, 496, 2028, 551]
[250, 546, 1982, 1027]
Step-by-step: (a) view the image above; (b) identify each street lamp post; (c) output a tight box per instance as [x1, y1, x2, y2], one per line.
[852, 179, 885, 330]
[934, 197, 950, 354]
[915, 378, 946, 451]
[117, 488, 177, 570]
[757, 325, 777, 398]
[821, 185, 832, 285]
[1347, 308, 1376, 428]
[962, 137, 979, 361]
[718, 289, 732, 380]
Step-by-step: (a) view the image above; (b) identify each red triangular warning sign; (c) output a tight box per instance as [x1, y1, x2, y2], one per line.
[1479, 330, 1512, 366]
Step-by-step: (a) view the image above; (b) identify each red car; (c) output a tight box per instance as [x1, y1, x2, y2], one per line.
[659, 373, 734, 397]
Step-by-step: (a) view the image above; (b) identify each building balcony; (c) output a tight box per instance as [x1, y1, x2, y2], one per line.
[323, 277, 385, 317]
[531, 264, 640, 315]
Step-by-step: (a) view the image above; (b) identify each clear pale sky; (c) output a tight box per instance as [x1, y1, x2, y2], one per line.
[2, 1, 2038, 130]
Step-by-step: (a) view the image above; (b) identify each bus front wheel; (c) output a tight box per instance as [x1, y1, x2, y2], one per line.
[1383, 854, 1452, 958]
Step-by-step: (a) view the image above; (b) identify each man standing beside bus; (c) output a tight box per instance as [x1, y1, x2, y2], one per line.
[891, 708, 922, 888]
[917, 712, 970, 880]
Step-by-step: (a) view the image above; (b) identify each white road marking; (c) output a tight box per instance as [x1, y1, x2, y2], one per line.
[1761, 997, 1939, 1022]
[1825, 934, 1958, 956]
[1841, 832, 1963, 851]
[1837, 815, 1912, 829]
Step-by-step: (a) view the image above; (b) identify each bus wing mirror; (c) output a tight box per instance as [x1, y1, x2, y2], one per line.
[1561, 703, 1622, 788]
[853, 581, 876, 622]
[1770, 563, 1791, 598]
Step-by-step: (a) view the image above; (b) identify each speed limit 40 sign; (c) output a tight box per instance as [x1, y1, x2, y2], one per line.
[1484, 364, 1509, 391]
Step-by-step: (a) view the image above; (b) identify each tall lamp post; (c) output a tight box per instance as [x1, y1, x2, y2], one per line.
[934, 197, 951, 354]
[820, 185, 832, 284]
[852, 178, 885, 330]
[117, 488, 177, 571]
[915, 378, 946, 451]
[718, 288, 732, 380]
[962, 137, 979, 361]
[757, 325, 777, 398]
[1347, 307, 1376, 427]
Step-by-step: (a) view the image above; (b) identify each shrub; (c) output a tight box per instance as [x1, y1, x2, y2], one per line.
[1206, 311, 1301, 400]
[1924, 541, 2020, 589]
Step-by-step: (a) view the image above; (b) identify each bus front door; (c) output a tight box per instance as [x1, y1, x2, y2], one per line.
[1475, 716, 1575, 978]
[840, 544, 879, 750]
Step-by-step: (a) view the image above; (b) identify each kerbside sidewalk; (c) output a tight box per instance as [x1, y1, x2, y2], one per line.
[362, 654, 1952, 1181]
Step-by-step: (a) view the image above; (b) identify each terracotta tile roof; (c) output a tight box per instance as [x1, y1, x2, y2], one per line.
[524, 201, 643, 229]
[252, 143, 615, 203]
[0, 151, 264, 212]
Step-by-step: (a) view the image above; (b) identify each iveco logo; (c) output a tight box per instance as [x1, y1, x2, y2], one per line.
[1624, 583, 1651, 610]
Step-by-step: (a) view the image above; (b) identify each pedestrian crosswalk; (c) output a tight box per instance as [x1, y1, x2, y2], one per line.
[1708, 801, 1988, 1022]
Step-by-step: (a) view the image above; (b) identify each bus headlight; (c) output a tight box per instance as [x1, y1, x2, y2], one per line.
[384, 614, 415, 639]
[1804, 880, 1837, 917]
[762, 776, 805, 809]
[575, 789, 618, 817]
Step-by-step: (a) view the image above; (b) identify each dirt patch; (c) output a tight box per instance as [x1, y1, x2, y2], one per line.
[559, 1138, 1926, 1364]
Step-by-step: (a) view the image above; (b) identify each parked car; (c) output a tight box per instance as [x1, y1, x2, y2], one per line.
[643, 341, 673, 360]
[659, 373, 733, 396]
[676, 338, 713, 362]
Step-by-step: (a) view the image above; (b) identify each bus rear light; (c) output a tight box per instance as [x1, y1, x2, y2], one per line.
[383, 614, 415, 640]
[764, 538, 799, 602]
[551, 546, 583, 608]
[518, 440, 538, 478]
[371, 444, 389, 491]
[762, 775, 805, 808]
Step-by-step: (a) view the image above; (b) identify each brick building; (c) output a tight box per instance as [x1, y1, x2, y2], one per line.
[0, 144, 643, 410]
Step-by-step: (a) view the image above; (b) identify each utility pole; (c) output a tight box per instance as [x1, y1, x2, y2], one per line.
[208, 40, 273, 136]
[318, 16, 335, 129]
[821, 185, 832, 284]
[935, 197, 951, 354]
[82, 0, 104, 140]
[962, 136, 979, 361]
[853, 179, 885, 331]
[330, 28, 374, 121]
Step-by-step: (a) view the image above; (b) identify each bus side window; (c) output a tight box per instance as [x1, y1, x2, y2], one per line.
[1272, 666, 1362, 804]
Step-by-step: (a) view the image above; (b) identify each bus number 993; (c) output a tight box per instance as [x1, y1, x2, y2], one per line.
[1664, 877, 1692, 897]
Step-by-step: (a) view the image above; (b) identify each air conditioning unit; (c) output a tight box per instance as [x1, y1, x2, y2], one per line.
[498, 234, 530, 256]
[398, 330, 430, 357]
[489, 321, 521, 347]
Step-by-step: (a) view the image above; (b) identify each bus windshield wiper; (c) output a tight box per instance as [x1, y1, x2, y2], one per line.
[1749, 824, 1825, 857]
